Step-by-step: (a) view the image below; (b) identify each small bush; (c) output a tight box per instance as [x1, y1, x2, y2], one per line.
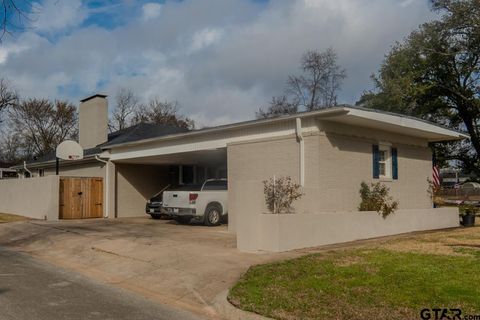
[359, 182, 399, 218]
[263, 176, 303, 214]
[426, 177, 440, 197]
[459, 203, 478, 216]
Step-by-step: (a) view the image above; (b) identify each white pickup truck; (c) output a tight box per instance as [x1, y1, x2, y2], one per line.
[162, 179, 228, 226]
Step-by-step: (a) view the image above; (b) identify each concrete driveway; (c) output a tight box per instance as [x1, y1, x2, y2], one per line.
[0, 247, 199, 320]
[0, 218, 294, 318]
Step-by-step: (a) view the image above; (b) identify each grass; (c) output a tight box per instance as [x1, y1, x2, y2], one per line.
[0, 213, 28, 223]
[229, 235, 480, 320]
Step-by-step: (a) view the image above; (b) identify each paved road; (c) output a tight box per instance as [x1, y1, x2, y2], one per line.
[0, 247, 201, 320]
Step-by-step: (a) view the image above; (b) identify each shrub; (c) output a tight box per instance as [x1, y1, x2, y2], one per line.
[459, 203, 478, 216]
[263, 176, 303, 214]
[359, 182, 399, 218]
[427, 177, 444, 207]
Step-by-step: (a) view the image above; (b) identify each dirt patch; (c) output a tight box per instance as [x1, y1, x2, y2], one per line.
[383, 239, 464, 256]
[382, 227, 480, 256]
[0, 213, 30, 223]
[334, 255, 365, 267]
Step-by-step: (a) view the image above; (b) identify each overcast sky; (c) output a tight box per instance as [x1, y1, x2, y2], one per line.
[0, 0, 436, 127]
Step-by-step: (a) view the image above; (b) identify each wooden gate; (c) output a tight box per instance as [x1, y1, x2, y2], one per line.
[59, 177, 103, 219]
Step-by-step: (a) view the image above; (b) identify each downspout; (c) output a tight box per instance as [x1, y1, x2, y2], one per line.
[95, 155, 110, 218]
[23, 161, 32, 178]
[295, 118, 305, 187]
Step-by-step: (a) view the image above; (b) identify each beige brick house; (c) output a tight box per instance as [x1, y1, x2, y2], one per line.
[7, 94, 468, 252]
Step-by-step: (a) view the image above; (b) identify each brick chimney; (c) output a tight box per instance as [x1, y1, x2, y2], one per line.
[79, 94, 108, 149]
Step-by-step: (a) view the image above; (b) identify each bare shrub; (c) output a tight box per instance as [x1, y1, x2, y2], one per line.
[263, 176, 303, 214]
[359, 182, 399, 218]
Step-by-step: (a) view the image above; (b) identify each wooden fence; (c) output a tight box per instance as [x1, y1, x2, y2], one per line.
[437, 188, 480, 200]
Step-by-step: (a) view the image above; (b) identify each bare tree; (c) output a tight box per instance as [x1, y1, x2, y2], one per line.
[287, 48, 346, 111]
[0, 0, 33, 40]
[0, 129, 21, 163]
[7, 98, 77, 157]
[257, 48, 346, 118]
[132, 98, 194, 129]
[0, 78, 18, 120]
[256, 95, 298, 119]
[109, 88, 139, 132]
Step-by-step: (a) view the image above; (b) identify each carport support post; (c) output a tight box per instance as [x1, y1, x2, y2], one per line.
[55, 157, 59, 175]
[295, 117, 305, 186]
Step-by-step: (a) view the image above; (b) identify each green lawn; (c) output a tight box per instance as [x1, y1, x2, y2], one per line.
[0, 213, 28, 223]
[229, 248, 480, 320]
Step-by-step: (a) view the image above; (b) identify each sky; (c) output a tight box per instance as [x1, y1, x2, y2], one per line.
[0, 0, 436, 127]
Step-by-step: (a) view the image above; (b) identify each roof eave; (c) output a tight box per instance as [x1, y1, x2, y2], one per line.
[11, 154, 99, 170]
[344, 107, 469, 142]
[102, 107, 350, 150]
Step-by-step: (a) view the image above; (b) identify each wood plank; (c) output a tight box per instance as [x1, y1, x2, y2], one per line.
[59, 179, 66, 219]
[92, 178, 103, 218]
[71, 178, 83, 219]
[59, 177, 103, 220]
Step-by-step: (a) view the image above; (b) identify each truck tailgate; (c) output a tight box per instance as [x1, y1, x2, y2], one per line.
[162, 191, 192, 208]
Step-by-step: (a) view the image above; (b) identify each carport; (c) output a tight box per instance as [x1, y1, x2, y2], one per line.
[100, 113, 308, 234]
[111, 149, 227, 219]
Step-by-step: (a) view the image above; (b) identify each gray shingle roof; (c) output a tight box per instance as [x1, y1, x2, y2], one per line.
[19, 122, 189, 166]
[100, 122, 188, 147]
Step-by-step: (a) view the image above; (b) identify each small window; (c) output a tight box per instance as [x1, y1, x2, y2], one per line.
[378, 145, 391, 179]
[374, 144, 398, 180]
[182, 165, 195, 184]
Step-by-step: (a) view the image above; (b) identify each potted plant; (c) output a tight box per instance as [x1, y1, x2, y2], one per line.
[459, 204, 477, 227]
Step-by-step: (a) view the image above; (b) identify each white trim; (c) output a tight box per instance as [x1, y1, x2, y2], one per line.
[295, 118, 305, 187]
[104, 106, 467, 151]
[105, 108, 348, 150]
[16, 106, 468, 168]
[109, 127, 302, 161]
[95, 155, 110, 218]
[347, 108, 469, 140]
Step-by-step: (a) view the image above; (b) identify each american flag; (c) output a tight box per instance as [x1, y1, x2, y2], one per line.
[432, 162, 441, 190]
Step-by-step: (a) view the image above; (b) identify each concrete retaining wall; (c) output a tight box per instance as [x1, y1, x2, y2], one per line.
[238, 207, 459, 252]
[0, 176, 59, 220]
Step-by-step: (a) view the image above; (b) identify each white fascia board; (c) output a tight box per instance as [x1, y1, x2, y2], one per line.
[104, 107, 349, 150]
[109, 127, 298, 161]
[346, 108, 469, 140]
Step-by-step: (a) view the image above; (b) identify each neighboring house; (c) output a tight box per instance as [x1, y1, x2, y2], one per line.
[0, 161, 18, 179]
[4, 94, 469, 252]
[441, 167, 477, 188]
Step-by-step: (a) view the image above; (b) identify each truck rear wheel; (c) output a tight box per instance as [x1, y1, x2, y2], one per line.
[204, 204, 222, 226]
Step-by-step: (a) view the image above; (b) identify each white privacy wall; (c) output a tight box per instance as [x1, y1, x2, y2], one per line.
[237, 207, 459, 252]
[0, 176, 59, 220]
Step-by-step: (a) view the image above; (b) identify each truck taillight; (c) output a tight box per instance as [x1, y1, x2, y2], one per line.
[189, 193, 198, 204]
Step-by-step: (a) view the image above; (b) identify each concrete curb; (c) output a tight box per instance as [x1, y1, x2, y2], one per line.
[213, 290, 271, 320]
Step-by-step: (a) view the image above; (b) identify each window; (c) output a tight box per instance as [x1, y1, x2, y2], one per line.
[178, 165, 196, 185]
[182, 165, 195, 184]
[373, 143, 398, 180]
[378, 145, 391, 178]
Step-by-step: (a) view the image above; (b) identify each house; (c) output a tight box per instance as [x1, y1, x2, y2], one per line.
[0, 160, 18, 179]
[3, 94, 468, 252]
[440, 167, 477, 188]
